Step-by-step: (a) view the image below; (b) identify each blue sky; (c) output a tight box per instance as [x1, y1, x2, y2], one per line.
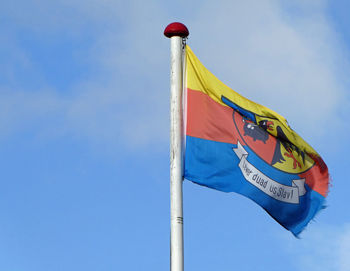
[1, 0, 350, 270]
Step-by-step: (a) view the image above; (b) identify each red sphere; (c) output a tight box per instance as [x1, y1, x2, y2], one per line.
[164, 22, 189, 38]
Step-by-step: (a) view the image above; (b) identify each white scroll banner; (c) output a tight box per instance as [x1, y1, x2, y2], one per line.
[233, 141, 306, 204]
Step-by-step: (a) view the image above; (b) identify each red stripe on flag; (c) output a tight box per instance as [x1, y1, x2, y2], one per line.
[186, 88, 240, 144]
[299, 164, 329, 197]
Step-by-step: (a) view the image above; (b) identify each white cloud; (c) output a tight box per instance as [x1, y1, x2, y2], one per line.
[284, 224, 350, 271]
[0, 88, 65, 137]
[339, 225, 350, 271]
[0, 0, 171, 149]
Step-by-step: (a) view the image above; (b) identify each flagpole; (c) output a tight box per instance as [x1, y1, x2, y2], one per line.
[164, 22, 189, 271]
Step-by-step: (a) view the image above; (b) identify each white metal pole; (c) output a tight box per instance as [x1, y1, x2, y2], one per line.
[164, 22, 189, 271]
[170, 35, 184, 271]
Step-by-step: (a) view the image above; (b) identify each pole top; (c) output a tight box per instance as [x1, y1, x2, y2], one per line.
[164, 22, 189, 38]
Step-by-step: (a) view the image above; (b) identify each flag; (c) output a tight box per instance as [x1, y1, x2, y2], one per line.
[184, 45, 330, 236]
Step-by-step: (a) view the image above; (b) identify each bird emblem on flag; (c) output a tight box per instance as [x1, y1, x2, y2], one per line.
[221, 95, 315, 175]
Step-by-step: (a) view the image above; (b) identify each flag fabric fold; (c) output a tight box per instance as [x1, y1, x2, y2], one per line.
[184, 45, 329, 236]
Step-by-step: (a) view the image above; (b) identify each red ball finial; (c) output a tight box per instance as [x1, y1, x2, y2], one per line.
[164, 22, 189, 38]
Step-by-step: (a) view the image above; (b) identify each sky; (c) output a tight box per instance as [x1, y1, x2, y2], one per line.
[1, 0, 350, 270]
